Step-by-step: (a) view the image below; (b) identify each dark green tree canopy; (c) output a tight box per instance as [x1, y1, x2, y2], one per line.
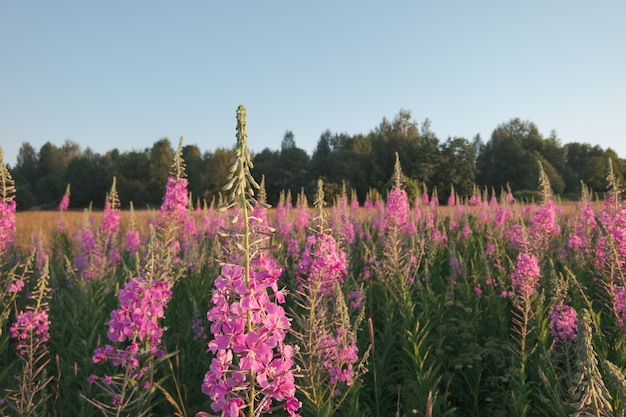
[7, 112, 625, 210]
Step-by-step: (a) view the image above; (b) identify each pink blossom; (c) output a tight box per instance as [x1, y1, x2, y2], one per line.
[385, 188, 410, 234]
[158, 176, 189, 229]
[529, 200, 561, 251]
[613, 286, 626, 331]
[296, 233, 347, 296]
[7, 279, 25, 294]
[0, 199, 16, 252]
[549, 303, 578, 343]
[474, 285, 482, 298]
[10, 310, 50, 356]
[124, 230, 141, 253]
[201, 255, 300, 416]
[510, 253, 541, 296]
[58, 194, 69, 212]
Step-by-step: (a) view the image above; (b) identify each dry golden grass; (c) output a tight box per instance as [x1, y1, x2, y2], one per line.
[11, 200, 597, 251]
[14, 210, 158, 250]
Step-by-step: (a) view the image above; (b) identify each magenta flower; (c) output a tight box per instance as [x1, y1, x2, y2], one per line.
[273, 198, 291, 241]
[124, 230, 141, 253]
[202, 257, 300, 416]
[0, 198, 16, 252]
[105, 277, 172, 347]
[461, 224, 473, 240]
[613, 286, 626, 331]
[385, 188, 410, 235]
[101, 201, 121, 236]
[595, 195, 626, 275]
[549, 303, 578, 344]
[510, 253, 541, 296]
[7, 279, 25, 294]
[158, 176, 189, 229]
[294, 199, 309, 233]
[10, 310, 50, 356]
[58, 194, 69, 212]
[296, 233, 347, 296]
[201, 206, 226, 239]
[529, 200, 561, 252]
[73, 223, 105, 280]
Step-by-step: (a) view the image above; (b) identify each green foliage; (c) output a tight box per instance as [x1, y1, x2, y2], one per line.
[8, 113, 626, 210]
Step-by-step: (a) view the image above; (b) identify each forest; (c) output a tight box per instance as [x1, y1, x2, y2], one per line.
[7, 110, 626, 210]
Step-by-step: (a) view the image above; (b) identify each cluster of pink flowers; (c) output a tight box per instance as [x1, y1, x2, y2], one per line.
[510, 253, 541, 296]
[106, 277, 172, 346]
[506, 224, 527, 251]
[468, 194, 481, 205]
[595, 196, 626, 274]
[56, 188, 70, 232]
[384, 188, 413, 235]
[158, 176, 189, 229]
[331, 196, 356, 245]
[200, 207, 226, 239]
[7, 278, 25, 294]
[273, 198, 292, 241]
[296, 233, 347, 296]
[348, 290, 364, 310]
[10, 310, 50, 356]
[58, 193, 70, 212]
[548, 303, 578, 344]
[102, 201, 122, 266]
[317, 328, 359, 386]
[294, 199, 309, 234]
[567, 199, 597, 253]
[202, 257, 300, 417]
[101, 200, 120, 237]
[73, 223, 104, 280]
[0, 198, 16, 252]
[612, 286, 626, 331]
[124, 230, 141, 254]
[529, 200, 561, 252]
[92, 276, 172, 376]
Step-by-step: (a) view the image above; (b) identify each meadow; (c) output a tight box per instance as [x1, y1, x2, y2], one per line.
[2, 111, 626, 417]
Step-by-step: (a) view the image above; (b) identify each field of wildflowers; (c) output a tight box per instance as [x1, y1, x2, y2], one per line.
[2, 106, 626, 417]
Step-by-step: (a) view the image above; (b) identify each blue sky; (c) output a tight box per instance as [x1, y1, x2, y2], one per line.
[1, 1, 625, 168]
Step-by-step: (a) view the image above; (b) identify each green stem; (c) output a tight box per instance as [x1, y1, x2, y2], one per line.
[241, 190, 255, 417]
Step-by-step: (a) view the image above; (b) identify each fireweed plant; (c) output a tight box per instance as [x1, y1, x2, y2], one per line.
[1, 146, 20, 343]
[57, 183, 71, 233]
[506, 162, 554, 417]
[70, 177, 123, 285]
[2, 147, 54, 416]
[290, 178, 370, 417]
[4, 257, 53, 417]
[197, 106, 300, 417]
[85, 139, 188, 416]
[362, 154, 452, 417]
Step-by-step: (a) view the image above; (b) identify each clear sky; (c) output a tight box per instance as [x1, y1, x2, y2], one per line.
[1, 1, 625, 168]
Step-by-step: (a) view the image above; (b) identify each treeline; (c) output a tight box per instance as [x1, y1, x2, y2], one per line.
[8, 110, 626, 210]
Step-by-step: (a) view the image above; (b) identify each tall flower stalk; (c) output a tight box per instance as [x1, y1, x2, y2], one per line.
[291, 179, 369, 417]
[1, 145, 27, 333]
[87, 141, 189, 417]
[198, 105, 300, 417]
[570, 309, 613, 416]
[5, 257, 53, 417]
[0, 148, 16, 254]
[57, 183, 71, 232]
